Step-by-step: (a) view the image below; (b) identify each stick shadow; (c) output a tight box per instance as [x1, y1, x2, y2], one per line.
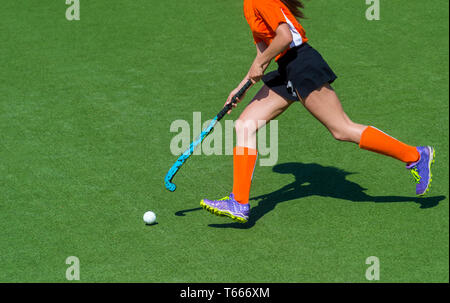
[205, 162, 445, 229]
[175, 207, 202, 217]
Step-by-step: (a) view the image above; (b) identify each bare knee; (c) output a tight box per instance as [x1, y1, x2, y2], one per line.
[330, 129, 351, 142]
[330, 122, 366, 143]
[235, 119, 258, 138]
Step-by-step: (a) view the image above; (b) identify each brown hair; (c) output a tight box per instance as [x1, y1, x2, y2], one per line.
[280, 0, 306, 19]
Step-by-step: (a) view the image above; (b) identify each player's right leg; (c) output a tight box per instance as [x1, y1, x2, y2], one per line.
[300, 83, 435, 195]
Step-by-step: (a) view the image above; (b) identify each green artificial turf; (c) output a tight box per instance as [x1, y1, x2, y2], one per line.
[0, 0, 448, 282]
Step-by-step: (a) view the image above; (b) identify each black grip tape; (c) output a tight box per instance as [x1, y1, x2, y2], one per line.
[217, 80, 252, 120]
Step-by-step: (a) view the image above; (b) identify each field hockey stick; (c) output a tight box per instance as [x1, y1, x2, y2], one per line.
[164, 79, 252, 192]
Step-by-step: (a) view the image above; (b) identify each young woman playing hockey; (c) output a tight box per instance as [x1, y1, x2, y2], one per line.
[200, 0, 435, 223]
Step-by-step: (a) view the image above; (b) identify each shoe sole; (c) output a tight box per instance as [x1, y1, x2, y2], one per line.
[200, 200, 248, 223]
[418, 147, 435, 196]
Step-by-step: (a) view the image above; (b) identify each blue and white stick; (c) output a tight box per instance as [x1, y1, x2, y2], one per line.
[164, 80, 252, 192]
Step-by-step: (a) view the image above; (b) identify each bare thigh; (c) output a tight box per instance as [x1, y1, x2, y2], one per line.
[236, 84, 294, 148]
[299, 84, 367, 143]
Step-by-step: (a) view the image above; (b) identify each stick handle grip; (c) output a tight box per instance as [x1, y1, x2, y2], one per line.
[217, 80, 252, 120]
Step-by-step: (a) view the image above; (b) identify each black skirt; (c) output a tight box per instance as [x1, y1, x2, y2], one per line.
[262, 43, 337, 101]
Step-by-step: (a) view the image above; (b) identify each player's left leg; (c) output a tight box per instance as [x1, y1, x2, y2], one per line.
[300, 84, 435, 195]
[200, 85, 294, 223]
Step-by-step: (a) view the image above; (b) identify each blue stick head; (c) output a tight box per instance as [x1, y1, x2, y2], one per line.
[165, 180, 176, 192]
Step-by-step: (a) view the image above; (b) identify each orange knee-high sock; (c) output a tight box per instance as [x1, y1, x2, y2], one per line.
[232, 146, 258, 204]
[359, 126, 419, 163]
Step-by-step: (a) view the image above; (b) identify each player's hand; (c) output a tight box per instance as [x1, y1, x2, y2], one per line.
[224, 84, 247, 114]
[248, 58, 264, 83]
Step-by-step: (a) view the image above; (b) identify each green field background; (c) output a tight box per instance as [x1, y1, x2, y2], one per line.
[0, 0, 448, 282]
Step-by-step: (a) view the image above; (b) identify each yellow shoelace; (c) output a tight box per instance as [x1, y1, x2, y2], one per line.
[410, 167, 421, 184]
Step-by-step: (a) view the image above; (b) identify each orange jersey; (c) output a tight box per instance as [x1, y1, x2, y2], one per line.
[243, 0, 308, 60]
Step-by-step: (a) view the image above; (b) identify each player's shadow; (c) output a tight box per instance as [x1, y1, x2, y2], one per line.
[206, 162, 445, 229]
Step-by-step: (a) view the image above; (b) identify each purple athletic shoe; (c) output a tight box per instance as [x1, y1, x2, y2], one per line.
[406, 146, 435, 195]
[200, 193, 250, 223]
